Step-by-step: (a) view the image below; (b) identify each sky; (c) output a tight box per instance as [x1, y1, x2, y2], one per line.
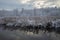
[0, 0, 60, 9]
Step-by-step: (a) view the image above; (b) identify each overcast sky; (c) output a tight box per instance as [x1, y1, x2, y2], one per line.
[0, 0, 60, 9]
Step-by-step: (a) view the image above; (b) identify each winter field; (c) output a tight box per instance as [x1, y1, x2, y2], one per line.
[0, 17, 60, 40]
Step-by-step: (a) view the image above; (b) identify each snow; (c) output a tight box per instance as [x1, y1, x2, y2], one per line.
[27, 19, 35, 25]
[52, 19, 60, 27]
[6, 23, 15, 26]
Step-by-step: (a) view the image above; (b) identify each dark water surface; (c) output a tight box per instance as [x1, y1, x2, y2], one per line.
[0, 30, 60, 40]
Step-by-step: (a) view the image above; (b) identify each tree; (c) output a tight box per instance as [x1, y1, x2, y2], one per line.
[33, 8, 36, 17]
[13, 9, 19, 16]
[20, 8, 24, 16]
